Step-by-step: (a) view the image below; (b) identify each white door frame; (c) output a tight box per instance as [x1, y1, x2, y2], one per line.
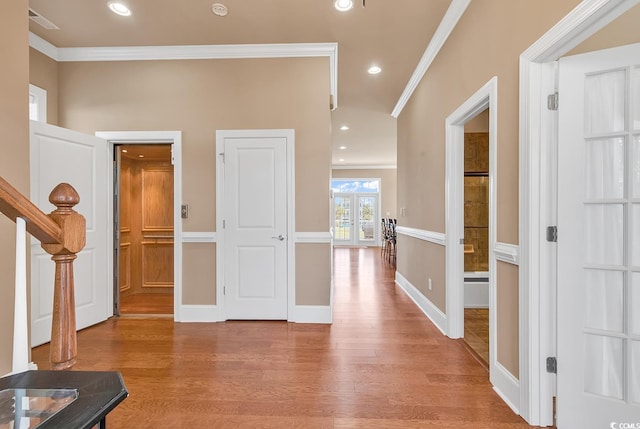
[215, 129, 296, 321]
[518, 0, 640, 425]
[445, 77, 502, 394]
[96, 131, 183, 321]
[445, 77, 497, 339]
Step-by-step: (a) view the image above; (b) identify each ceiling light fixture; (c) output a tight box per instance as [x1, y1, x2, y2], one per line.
[211, 3, 228, 16]
[340, 125, 349, 131]
[334, 0, 354, 12]
[107, 1, 131, 16]
[368, 66, 382, 75]
[339, 158, 345, 162]
[339, 146, 347, 150]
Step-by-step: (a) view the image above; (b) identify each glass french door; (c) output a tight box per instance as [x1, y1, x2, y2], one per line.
[333, 193, 378, 246]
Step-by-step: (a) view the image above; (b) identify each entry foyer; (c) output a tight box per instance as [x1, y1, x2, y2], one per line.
[32, 248, 530, 428]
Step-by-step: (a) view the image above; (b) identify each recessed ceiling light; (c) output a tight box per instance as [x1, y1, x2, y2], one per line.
[368, 66, 382, 75]
[334, 0, 353, 12]
[121, 149, 128, 153]
[339, 158, 345, 162]
[138, 155, 144, 158]
[212, 3, 228, 16]
[107, 1, 131, 16]
[340, 125, 349, 131]
[339, 146, 347, 150]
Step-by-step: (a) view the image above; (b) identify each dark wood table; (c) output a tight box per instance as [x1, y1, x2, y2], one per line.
[0, 370, 127, 429]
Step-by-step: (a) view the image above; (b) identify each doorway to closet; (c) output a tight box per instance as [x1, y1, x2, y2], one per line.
[115, 144, 174, 316]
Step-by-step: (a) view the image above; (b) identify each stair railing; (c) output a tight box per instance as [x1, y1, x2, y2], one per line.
[0, 176, 85, 371]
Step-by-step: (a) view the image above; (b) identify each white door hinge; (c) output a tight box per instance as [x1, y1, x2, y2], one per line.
[547, 92, 559, 111]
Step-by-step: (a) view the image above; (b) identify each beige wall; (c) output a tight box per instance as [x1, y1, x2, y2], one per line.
[0, 0, 29, 374]
[332, 168, 397, 219]
[55, 57, 332, 308]
[29, 48, 59, 125]
[396, 0, 581, 377]
[296, 244, 332, 305]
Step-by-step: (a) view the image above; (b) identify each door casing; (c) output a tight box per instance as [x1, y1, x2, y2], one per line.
[216, 129, 296, 321]
[96, 131, 183, 321]
[518, 0, 640, 424]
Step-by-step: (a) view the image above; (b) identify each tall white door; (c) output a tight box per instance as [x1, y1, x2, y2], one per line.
[30, 121, 110, 346]
[220, 132, 289, 320]
[557, 43, 640, 427]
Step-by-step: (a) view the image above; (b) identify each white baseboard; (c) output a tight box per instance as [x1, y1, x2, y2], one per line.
[178, 305, 221, 322]
[293, 305, 332, 324]
[395, 271, 447, 335]
[491, 361, 521, 415]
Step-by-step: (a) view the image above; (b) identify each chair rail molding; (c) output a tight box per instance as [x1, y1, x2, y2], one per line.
[395, 226, 445, 246]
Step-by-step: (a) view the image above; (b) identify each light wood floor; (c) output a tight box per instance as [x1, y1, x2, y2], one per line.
[119, 292, 173, 315]
[32, 248, 531, 428]
[464, 308, 490, 368]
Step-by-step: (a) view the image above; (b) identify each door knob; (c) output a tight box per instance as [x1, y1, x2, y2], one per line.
[272, 235, 285, 241]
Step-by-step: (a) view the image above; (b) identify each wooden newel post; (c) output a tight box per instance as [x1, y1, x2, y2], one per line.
[41, 183, 86, 370]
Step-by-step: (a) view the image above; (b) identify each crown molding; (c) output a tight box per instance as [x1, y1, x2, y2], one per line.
[28, 33, 338, 109]
[521, 0, 640, 62]
[391, 0, 471, 118]
[29, 32, 60, 60]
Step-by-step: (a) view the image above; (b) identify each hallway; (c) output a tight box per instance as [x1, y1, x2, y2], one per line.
[32, 248, 530, 428]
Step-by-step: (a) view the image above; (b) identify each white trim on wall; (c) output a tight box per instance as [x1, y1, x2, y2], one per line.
[493, 362, 522, 416]
[295, 232, 333, 244]
[293, 306, 332, 324]
[96, 130, 184, 321]
[332, 164, 397, 170]
[396, 226, 446, 246]
[395, 271, 447, 335]
[180, 232, 335, 244]
[495, 242, 520, 265]
[182, 232, 216, 243]
[518, 0, 640, 425]
[391, 0, 472, 118]
[28, 33, 339, 111]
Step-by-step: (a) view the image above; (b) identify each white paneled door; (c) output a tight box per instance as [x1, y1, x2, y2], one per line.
[557, 43, 640, 427]
[30, 121, 110, 346]
[220, 132, 289, 320]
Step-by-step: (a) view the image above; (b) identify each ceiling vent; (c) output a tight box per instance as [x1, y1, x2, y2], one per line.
[29, 8, 60, 30]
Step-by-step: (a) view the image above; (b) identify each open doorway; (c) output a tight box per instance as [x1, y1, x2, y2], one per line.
[115, 144, 174, 316]
[462, 109, 490, 368]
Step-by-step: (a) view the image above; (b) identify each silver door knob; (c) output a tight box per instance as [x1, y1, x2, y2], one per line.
[272, 235, 285, 241]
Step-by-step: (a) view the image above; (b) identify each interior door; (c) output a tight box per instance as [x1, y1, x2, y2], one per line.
[222, 134, 288, 319]
[333, 193, 354, 244]
[557, 43, 640, 427]
[30, 121, 109, 346]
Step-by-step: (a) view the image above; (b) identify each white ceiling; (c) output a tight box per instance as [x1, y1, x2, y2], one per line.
[28, 0, 454, 168]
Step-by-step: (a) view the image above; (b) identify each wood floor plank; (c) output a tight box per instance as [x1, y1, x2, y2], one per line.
[31, 247, 533, 428]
